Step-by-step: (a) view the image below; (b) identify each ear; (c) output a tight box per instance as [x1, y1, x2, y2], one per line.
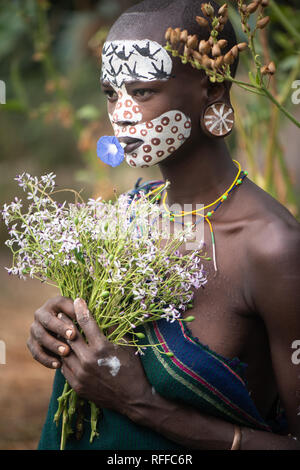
[200, 77, 235, 138]
[204, 76, 232, 108]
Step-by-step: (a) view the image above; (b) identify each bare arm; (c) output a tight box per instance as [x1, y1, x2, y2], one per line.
[247, 223, 300, 439]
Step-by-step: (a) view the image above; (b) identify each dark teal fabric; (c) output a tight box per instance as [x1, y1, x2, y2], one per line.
[38, 369, 183, 450]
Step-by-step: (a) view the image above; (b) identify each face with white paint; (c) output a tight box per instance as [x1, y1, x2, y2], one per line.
[101, 40, 192, 168]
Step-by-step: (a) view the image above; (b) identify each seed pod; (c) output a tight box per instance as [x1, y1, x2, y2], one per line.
[218, 3, 228, 17]
[192, 50, 203, 62]
[135, 332, 145, 339]
[257, 16, 270, 29]
[201, 2, 215, 17]
[174, 28, 181, 40]
[237, 42, 248, 51]
[215, 55, 224, 69]
[183, 316, 196, 322]
[202, 55, 213, 69]
[212, 43, 221, 57]
[199, 39, 211, 54]
[268, 61, 276, 75]
[218, 39, 228, 49]
[260, 65, 269, 75]
[170, 29, 179, 46]
[247, 1, 259, 14]
[208, 36, 214, 46]
[224, 51, 235, 65]
[241, 4, 247, 13]
[196, 16, 209, 28]
[187, 34, 198, 49]
[230, 45, 239, 58]
[219, 12, 229, 25]
[100, 291, 110, 298]
[165, 27, 172, 41]
[183, 45, 192, 58]
[216, 23, 225, 32]
[180, 29, 188, 43]
[242, 23, 249, 33]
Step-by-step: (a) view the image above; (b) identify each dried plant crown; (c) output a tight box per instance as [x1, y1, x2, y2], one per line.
[164, 1, 275, 83]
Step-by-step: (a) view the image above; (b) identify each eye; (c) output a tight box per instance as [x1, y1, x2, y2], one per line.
[103, 89, 118, 102]
[132, 88, 155, 100]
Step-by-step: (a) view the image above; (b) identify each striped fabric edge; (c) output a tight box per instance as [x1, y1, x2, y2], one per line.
[178, 320, 246, 387]
[144, 322, 271, 432]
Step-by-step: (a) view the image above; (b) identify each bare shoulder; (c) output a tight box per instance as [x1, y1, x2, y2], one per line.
[240, 178, 300, 265]
[238, 178, 300, 316]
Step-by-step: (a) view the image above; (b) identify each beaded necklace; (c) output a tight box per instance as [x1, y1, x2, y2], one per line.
[147, 160, 248, 273]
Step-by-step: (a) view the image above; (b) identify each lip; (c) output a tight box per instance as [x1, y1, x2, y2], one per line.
[118, 137, 143, 154]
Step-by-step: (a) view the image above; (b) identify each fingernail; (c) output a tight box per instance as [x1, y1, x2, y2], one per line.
[66, 329, 73, 339]
[52, 361, 60, 368]
[58, 346, 66, 354]
[74, 298, 89, 321]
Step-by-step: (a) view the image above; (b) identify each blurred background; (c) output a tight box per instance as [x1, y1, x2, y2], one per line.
[0, 0, 299, 450]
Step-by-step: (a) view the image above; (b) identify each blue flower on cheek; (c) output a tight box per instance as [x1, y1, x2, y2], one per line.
[97, 136, 124, 167]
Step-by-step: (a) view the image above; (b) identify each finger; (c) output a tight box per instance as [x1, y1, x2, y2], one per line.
[32, 321, 71, 357]
[57, 311, 91, 364]
[61, 351, 79, 373]
[61, 361, 77, 390]
[73, 298, 107, 346]
[36, 306, 76, 342]
[27, 338, 61, 369]
[56, 312, 77, 340]
[45, 295, 76, 321]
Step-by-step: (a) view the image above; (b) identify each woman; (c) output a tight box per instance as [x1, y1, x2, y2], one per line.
[27, 0, 300, 450]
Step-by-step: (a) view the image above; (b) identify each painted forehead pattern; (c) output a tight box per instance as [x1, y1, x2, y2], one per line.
[101, 40, 173, 88]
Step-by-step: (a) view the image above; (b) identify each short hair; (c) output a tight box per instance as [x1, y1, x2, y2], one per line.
[107, 0, 239, 77]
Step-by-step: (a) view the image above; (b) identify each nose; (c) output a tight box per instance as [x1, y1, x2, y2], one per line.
[111, 96, 142, 126]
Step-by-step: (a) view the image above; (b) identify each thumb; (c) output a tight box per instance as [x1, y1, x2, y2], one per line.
[74, 298, 90, 324]
[73, 298, 106, 345]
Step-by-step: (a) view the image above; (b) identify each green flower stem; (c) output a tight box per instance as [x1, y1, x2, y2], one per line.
[89, 401, 100, 443]
[262, 85, 300, 128]
[227, 75, 300, 128]
[54, 382, 71, 425]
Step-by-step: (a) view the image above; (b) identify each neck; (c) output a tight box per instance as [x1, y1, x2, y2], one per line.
[158, 136, 238, 207]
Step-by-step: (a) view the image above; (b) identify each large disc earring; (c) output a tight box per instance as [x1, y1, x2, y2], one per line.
[202, 102, 234, 138]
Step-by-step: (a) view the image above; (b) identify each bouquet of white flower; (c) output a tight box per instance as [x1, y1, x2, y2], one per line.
[2, 172, 208, 449]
